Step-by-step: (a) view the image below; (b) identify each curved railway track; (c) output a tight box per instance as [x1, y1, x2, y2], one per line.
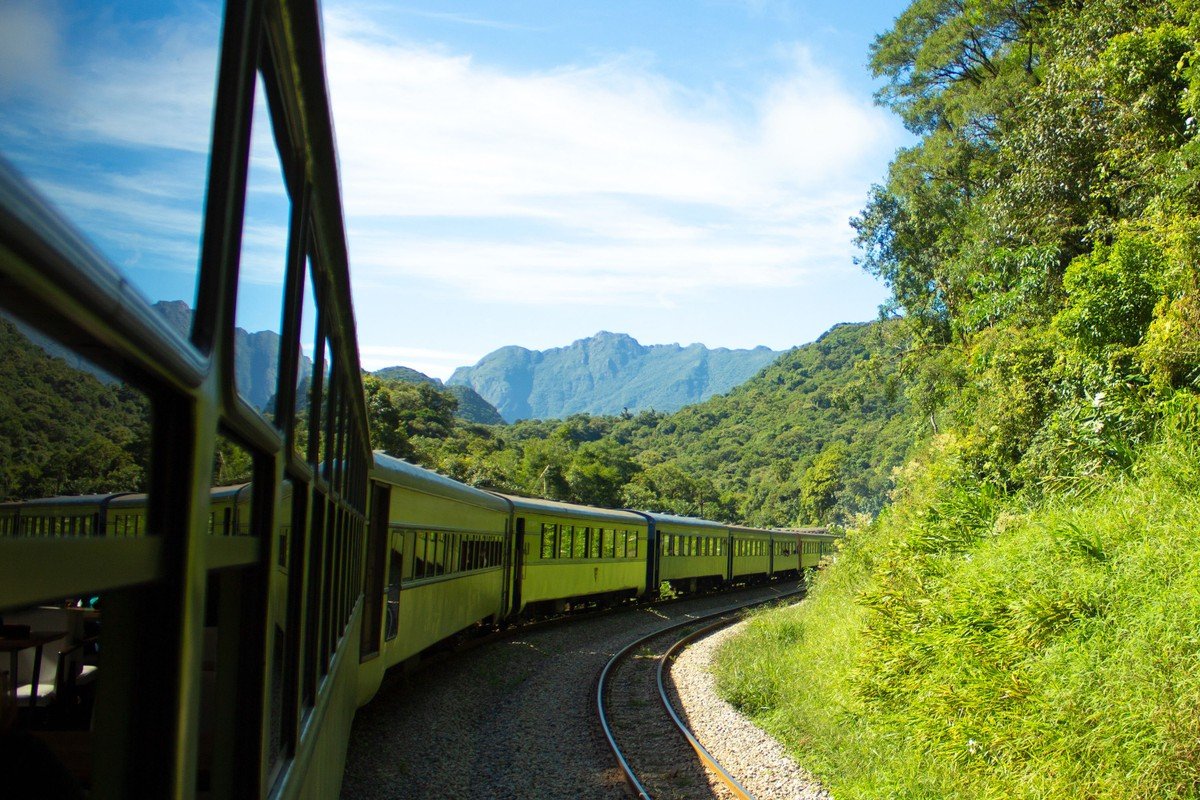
[597, 589, 805, 800]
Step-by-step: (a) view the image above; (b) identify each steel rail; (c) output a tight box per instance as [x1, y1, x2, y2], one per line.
[657, 618, 756, 799]
[596, 587, 805, 800]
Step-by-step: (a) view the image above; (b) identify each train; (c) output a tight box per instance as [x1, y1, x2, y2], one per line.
[0, 0, 839, 796]
[2, 452, 838, 706]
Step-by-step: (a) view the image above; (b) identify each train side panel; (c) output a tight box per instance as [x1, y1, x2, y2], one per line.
[358, 454, 509, 704]
[504, 497, 648, 614]
[729, 527, 772, 581]
[656, 529, 728, 588]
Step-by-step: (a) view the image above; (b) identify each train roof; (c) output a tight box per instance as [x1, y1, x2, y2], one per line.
[107, 492, 149, 509]
[775, 527, 840, 540]
[495, 493, 647, 526]
[634, 511, 728, 531]
[9, 493, 130, 509]
[727, 524, 776, 537]
[371, 452, 510, 512]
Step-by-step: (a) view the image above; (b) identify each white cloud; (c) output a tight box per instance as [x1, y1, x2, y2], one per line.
[358, 344, 479, 378]
[324, 8, 903, 310]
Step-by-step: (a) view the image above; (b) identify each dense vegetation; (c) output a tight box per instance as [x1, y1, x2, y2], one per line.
[713, 1, 1200, 797]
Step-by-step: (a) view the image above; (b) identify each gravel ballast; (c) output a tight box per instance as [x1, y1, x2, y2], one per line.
[667, 620, 831, 800]
[340, 583, 822, 799]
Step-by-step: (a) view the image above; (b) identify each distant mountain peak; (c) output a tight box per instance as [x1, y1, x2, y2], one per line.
[449, 332, 782, 422]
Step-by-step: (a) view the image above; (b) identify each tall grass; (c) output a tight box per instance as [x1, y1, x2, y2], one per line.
[714, 412, 1200, 799]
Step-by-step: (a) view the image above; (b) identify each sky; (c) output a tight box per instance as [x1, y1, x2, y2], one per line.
[0, 0, 911, 381]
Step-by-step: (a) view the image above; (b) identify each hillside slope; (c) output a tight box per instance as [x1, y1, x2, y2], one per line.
[612, 321, 914, 525]
[373, 366, 504, 425]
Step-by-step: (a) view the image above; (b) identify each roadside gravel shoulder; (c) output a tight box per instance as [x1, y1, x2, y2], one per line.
[668, 620, 832, 800]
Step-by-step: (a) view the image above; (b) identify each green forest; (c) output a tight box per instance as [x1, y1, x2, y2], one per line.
[708, 1, 1200, 798]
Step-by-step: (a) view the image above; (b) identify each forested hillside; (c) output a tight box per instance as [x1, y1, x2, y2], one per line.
[372, 366, 504, 424]
[374, 321, 914, 526]
[714, 2, 1200, 798]
[0, 318, 149, 499]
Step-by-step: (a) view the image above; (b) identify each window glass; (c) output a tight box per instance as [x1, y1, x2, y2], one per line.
[572, 526, 586, 559]
[586, 527, 599, 559]
[0, 313, 151, 536]
[541, 523, 556, 559]
[318, 337, 334, 472]
[0, 1, 222, 327]
[235, 74, 289, 416]
[558, 524, 573, 559]
[293, 256, 317, 455]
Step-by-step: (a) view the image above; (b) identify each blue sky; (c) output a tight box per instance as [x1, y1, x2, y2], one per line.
[0, 1, 911, 381]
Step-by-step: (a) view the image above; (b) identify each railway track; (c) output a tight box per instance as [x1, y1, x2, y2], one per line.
[342, 581, 806, 799]
[597, 589, 805, 800]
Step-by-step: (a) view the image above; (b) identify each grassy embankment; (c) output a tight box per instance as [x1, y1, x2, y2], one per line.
[714, 410, 1200, 799]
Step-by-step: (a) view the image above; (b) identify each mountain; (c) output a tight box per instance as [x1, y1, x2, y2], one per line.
[374, 366, 438, 385]
[447, 332, 782, 422]
[371, 366, 505, 425]
[153, 300, 310, 411]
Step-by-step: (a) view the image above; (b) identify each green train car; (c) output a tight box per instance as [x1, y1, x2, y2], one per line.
[501, 494, 649, 615]
[646, 513, 730, 593]
[358, 454, 511, 703]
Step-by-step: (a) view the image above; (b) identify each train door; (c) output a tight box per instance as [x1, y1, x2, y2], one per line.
[384, 531, 402, 643]
[510, 516, 525, 617]
[768, 533, 775, 577]
[726, 531, 734, 582]
[360, 484, 390, 660]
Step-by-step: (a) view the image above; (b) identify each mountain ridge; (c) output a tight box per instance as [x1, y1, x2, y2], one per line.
[448, 331, 781, 422]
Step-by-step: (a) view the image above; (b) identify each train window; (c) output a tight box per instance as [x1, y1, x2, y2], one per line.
[541, 523, 557, 559]
[0, 316, 153, 539]
[585, 527, 598, 559]
[292, 256, 318, 456]
[385, 550, 401, 641]
[316, 335, 334, 472]
[414, 531, 427, 579]
[234, 73, 291, 419]
[433, 531, 445, 576]
[558, 525, 572, 559]
[0, 2, 221, 323]
[570, 526, 585, 559]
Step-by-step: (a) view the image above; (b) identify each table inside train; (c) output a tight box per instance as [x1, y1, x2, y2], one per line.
[0, 630, 67, 708]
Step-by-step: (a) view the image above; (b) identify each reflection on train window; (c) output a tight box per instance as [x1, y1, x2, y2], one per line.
[0, 315, 152, 539]
[235, 73, 290, 418]
[294, 256, 318, 456]
[541, 523, 557, 559]
[0, 1, 222, 320]
[385, 550, 401, 641]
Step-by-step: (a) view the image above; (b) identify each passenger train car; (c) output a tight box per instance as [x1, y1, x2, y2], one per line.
[0, 0, 838, 797]
[1, 452, 839, 798]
